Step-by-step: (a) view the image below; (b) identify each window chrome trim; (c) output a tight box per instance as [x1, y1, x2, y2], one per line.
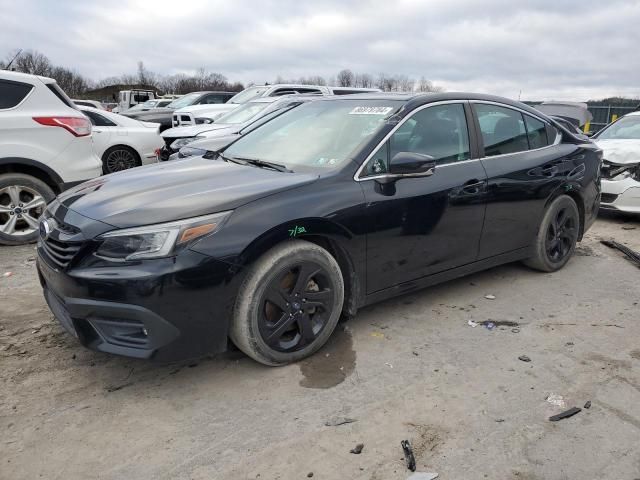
[354, 100, 469, 182]
[470, 100, 562, 160]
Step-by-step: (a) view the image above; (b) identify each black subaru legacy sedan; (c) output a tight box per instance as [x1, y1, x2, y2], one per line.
[36, 93, 601, 365]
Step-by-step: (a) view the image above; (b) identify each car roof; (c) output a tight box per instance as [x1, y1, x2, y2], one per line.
[312, 91, 555, 119]
[0, 69, 56, 84]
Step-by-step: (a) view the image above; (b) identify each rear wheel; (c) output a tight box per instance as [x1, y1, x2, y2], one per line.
[102, 146, 141, 174]
[230, 240, 344, 366]
[0, 173, 54, 245]
[524, 195, 580, 272]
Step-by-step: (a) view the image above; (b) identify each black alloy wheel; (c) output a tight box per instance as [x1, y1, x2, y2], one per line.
[258, 261, 336, 353]
[545, 206, 578, 263]
[103, 147, 140, 174]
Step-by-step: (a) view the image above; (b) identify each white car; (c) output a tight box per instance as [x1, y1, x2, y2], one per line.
[0, 70, 101, 245]
[593, 111, 640, 213]
[171, 84, 381, 127]
[79, 107, 163, 174]
[73, 99, 105, 110]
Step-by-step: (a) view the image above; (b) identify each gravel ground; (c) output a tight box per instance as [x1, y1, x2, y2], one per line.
[1, 213, 639, 480]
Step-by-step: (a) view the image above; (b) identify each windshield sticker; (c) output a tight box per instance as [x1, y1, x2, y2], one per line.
[349, 106, 393, 115]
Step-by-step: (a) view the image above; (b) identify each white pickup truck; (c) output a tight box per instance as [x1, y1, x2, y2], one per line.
[171, 84, 380, 127]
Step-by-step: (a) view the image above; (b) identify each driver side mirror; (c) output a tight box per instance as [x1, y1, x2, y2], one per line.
[388, 152, 436, 176]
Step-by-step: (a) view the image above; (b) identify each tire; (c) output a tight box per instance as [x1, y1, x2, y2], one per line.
[0, 173, 55, 246]
[524, 195, 580, 272]
[102, 146, 141, 174]
[230, 240, 345, 366]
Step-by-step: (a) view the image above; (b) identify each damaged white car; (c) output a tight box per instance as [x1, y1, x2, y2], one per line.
[594, 111, 640, 213]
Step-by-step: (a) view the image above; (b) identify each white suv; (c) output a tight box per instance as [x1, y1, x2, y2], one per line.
[0, 70, 102, 245]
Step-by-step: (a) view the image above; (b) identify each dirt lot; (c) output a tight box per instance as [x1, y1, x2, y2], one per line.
[1, 213, 639, 480]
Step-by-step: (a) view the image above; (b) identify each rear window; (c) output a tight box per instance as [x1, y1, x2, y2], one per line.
[46, 83, 76, 109]
[0, 80, 33, 109]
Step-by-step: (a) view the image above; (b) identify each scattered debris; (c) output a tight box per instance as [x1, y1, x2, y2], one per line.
[371, 331, 386, 339]
[622, 226, 636, 230]
[601, 240, 640, 268]
[479, 320, 519, 328]
[412, 351, 419, 356]
[518, 355, 531, 363]
[350, 443, 364, 454]
[566, 342, 574, 346]
[484, 294, 496, 300]
[106, 382, 133, 393]
[546, 394, 565, 408]
[3, 271, 13, 278]
[385, 362, 394, 369]
[401, 440, 417, 471]
[584, 400, 592, 409]
[495, 418, 505, 423]
[511, 328, 520, 333]
[307, 472, 314, 478]
[467, 320, 478, 328]
[408, 473, 439, 480]
[324, 416, 357, 427]
[549, 407, 581, 422]
[484, 322, 495, 331]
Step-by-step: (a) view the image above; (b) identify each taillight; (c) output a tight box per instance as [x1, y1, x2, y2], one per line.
[33, 117, 92, 137]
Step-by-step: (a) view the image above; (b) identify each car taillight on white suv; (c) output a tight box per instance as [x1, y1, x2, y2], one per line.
[33, 116, 92, 137]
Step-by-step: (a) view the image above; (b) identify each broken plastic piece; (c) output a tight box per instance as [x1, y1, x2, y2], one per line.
[584, 400, 591, 409]
[485, 322, 495, 330]
[546, 394, 565, 408]
[350, 443, 364, 454]
[408, 473, 439, 480]
[467, 320, 478, 327]
[518, 355, 531, 362]
[324, 416, 357, 427]
[3, 271, 13, 278]
[401, 440, 416, 472]
[484, 294, 496, 300]
[601, 240, 640, 267]
[549, 407, 581, 422]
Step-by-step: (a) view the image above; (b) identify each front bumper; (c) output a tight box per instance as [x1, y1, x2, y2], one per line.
[601, 177, 640, 213]
[37, 247, 244, 362]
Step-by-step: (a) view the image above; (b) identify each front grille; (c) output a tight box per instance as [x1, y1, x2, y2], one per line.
[601, 161, 638, 180]
[601, 193, 618, 204]
[41, 236, 83, 269]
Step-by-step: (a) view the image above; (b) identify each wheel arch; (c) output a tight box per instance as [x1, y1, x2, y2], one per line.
[0, 157, 63, 193]
[238, 218, 362, 318]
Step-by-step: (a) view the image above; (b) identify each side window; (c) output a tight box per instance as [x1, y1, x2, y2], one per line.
[524, 114, 549, 149]
[475, 104, 528, 156]
[389, 103, 470, 165]
[84, 111, 116, 127]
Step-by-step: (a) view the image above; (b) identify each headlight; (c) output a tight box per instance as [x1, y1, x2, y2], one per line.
[95, 211, 232, 261]
[178, 146, 208, 158]
[170, 137, 196, 150]
[195, 117, 214, 124]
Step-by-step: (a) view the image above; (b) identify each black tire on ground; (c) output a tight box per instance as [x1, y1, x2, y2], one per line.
[524, 195, 580, 272]
[101, 146, 141, 174]
[0, 173, 55, 246]
[230, 240, 345, 366]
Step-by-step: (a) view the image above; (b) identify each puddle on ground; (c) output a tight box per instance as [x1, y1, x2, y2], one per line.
[298, 326, 356, 389]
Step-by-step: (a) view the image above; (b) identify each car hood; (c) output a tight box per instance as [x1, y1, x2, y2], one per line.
[594, 139, 640, 164]
[57, 157, 318, 229]
[175, 104, 238, 115]
[162, 123, 239, 139]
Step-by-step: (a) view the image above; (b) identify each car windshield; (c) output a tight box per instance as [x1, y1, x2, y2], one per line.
[223, 99, 402, 170]
[228, 86, 269, 104]
[167, 93, 202, 109]
[597, 115, 640, 140]
[215, 101, 272, 125]
[141, 100, 157, 108]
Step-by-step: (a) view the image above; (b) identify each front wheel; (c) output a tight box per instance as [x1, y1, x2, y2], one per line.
[524, 195, 580, 272]
[102, 146, 141, 174]
[230, 240, 345, 366]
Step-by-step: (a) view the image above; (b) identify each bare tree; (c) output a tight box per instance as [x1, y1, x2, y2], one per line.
[416, 76, 443, 93]
[337, 69, 355, 87]
[13, 50, 52, 75]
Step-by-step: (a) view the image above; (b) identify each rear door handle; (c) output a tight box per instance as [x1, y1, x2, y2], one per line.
[462, 179, 486, 194]
[541, 164, 559, 176]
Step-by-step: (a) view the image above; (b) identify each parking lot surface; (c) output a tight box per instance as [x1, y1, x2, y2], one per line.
[1, 214, 639, 480]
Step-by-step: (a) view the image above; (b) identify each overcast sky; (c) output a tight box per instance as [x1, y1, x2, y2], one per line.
[2, 0, 639, 100]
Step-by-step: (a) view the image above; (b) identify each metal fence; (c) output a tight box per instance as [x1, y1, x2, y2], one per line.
[586, 105, 637, 133]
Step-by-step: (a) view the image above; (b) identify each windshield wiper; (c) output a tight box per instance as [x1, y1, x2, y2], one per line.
[232, 156, 292, 173]
[215, 151, 248, 166]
